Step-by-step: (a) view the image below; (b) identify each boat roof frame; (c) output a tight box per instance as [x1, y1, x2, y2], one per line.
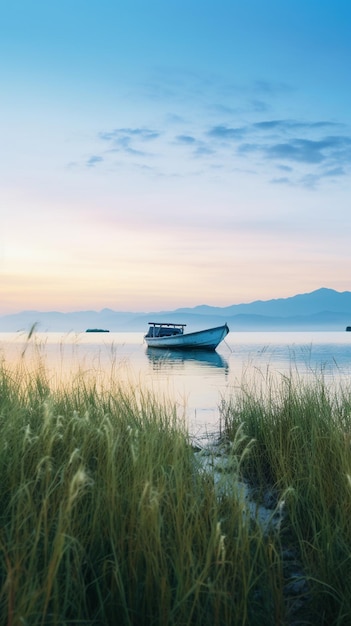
[148, 322, 187, 328]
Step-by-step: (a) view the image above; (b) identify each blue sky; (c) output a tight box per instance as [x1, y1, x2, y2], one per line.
[1, 0, 350, 313]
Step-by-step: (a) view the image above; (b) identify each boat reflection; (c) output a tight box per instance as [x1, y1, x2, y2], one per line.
[146, 347, 229, 372]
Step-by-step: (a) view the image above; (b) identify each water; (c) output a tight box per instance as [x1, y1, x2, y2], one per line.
[1, 331, 351, 438]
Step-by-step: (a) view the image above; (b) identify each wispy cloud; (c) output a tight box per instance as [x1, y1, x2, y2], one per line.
[265, 139, 326, 163]
[207, 125, 247, 141]
[277, 164, 293, 172]
[264, 136, 351, 164]
[78, 114, 350, 188]
[174, 134, 214, 159]
[175, 134, 197, 144]
[72, 62, 349, 186]
[205, 118, 351, 186]
[100, 128, 160, 142]
[86, 155, 103, 167]
[207, 119, 343, 141]
[323, 166, 345, 177]
[99, 127, 160, 156]
[270, 176, 292, 185]
[253, 120, 341, 133]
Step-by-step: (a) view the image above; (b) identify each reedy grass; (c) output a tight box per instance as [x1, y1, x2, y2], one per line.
[222, 367, 351, 625]
[0, 356, 283, 626]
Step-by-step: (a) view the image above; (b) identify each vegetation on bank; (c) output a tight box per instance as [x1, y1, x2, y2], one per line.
[222, 370, 351, 625]
[0, 358, 282, 626]
[0, 351, 351, 624]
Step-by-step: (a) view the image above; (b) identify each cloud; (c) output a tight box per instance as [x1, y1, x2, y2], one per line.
[265, 136, 351, 164]
[270, 176, 292, 185]
[323, 166, 345, 177]
[207, 125, 246, 141]
[79, 111, 350, 189]
[86, 155, 103, 167]
[100, 127, 160, 142]
[206, 118, 351, 189]
[207, 119, 343, 144]
[293, 165, 347, 189]
[204, 117, 351, 187]
[277, 164, 293, 172]
[194, 144, 215, 157]
[175, 134, 197, 144]
[299, 173, 321, 189]
[253, 120, 341, 133]
[174, 134, 214, 158]
[265, 140, 325, 163]
[237, 143, 259, 155]
[98, 127, 160, 156]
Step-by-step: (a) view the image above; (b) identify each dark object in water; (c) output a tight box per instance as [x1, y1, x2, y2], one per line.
[85, 328, 110, 333]
[346, 326, 351, 332]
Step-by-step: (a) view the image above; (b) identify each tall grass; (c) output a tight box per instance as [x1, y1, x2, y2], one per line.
[0, 356, 283, 626]
[222, 367, 351, 625]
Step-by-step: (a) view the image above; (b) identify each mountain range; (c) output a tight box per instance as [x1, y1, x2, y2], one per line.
[1, 288, 351, 332]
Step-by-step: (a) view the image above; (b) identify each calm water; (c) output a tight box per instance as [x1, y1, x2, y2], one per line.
[1, 331, 351, 438]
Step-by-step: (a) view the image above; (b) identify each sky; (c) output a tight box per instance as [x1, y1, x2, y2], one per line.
[1, 0, 351, 314]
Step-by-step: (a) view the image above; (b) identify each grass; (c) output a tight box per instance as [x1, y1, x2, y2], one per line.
[2, 338, 351, 625]
[0, 354, 283, 626]
[222, 367, 351, 625]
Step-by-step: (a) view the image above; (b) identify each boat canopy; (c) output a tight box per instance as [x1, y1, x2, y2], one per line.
[145, 322, 186, 338]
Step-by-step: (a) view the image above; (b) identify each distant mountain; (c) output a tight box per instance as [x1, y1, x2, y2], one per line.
[1, 288, 350, 332]
[174, 288, 351, 317]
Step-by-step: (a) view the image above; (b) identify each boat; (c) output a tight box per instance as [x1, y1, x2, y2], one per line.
[144, 322, 229, 351]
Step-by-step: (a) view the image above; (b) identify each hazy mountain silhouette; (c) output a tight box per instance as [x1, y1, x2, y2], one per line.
[174, 288, 351, 317]
[1, 288, 350, 332]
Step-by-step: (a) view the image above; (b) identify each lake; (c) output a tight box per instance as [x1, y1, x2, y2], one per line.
[1, 331, 351, 440]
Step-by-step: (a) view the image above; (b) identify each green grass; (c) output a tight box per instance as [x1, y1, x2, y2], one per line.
[0, 356, 283, 626]
[222, 368, 351, 625]
[3, 341, 351, 625]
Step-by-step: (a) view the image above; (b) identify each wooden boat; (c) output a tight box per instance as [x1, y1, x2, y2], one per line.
[144, 322, 229, 351]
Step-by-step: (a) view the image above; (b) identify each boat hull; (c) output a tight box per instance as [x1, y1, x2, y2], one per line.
[144, 324, 229, 351]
